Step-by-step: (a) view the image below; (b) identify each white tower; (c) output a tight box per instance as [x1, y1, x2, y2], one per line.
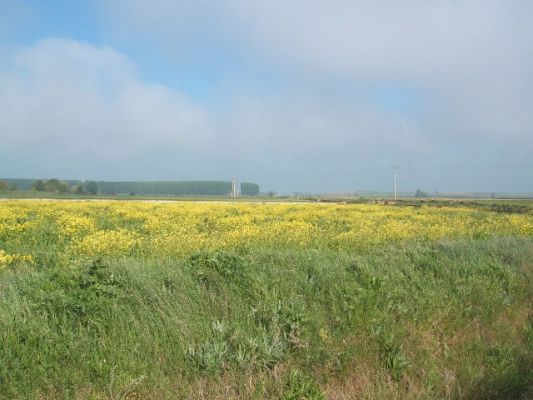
[231, 178, 238, 198]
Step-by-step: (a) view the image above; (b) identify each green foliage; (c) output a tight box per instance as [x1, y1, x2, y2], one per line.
[0, 180, 7, 190]
[85, 180, 98, 195]
[251, 298, 307, 352]
[241, 182, 260, 196]
[187, 251, 247, 283]
[0, 178, 261, 197]
[0, 178, 81, 192]
[32, 179, 46, 191]
[97, 180, 235, 196]
[4, 178, 46, 191]
[186, 322, 230, 373]
[46, 178, 70, 193]
[282, 369, 325, 400]
[31, 178, 71, 193]
[26, 259, 121, 324]
[0, 239, 532, 398]
[378, 334, 410, 381]
[74, 185, 85, 194]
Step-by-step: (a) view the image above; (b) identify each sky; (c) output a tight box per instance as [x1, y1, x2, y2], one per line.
[1, 0, 532, 194]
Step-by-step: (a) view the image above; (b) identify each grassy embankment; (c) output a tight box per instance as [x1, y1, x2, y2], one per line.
[0, 201, 532, 399]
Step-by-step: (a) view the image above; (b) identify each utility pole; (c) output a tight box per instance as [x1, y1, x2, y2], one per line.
[392, 166, 399, 200]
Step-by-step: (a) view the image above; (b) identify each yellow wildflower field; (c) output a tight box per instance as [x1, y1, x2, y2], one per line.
[0, 200, 532, 267]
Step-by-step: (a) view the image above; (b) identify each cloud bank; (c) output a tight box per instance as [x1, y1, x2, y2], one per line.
[0, 38, 210, 158]
[1, 1, 533, 192]
[102, 0, 533, 139]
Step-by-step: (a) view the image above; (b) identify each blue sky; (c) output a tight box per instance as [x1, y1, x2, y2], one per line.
[1, 0, 532, 193]
[2, 1, 100, 47]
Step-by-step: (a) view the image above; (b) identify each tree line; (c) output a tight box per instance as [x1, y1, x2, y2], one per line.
[98, 181, 234, 196]
[240, 182, 260, 196]
[0, 179, 261, 197]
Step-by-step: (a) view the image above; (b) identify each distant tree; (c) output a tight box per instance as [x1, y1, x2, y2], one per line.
[58, 181, 70, 193]
[9, 182, 17, 191]
[240, 182, 260, 196]
[0, 181, 8, 191]
[85, 181, 98, 195]
[44, 179, 69, 193]
[74, 185, 85, 194]
[33, 180, 46, 192]
[45, 179, 60, 192]
[92, 180, 235, 196]
[267, 191, 276, 197]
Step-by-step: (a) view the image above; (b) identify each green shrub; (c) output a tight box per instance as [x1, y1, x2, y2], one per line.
[282, 369, 325, 400]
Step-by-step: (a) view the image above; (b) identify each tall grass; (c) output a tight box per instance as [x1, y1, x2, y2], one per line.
[1, 237, 532, 399]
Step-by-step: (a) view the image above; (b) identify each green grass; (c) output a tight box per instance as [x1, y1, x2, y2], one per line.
[1, 237, 532, 399]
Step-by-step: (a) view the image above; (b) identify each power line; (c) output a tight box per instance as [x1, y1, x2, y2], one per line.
[401, 165, 533, 171]
[350, 164, 533, 173]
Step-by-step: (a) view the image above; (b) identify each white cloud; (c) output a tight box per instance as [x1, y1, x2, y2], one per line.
[0, 38, 211, 160]
[0, 38, 418, 185]
[100, 0, 533, 145]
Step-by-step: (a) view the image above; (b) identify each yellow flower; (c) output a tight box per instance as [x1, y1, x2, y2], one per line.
[0, 199, 531, 267]
[73, 229, 139, 258]
[0, 249, 34, 267]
